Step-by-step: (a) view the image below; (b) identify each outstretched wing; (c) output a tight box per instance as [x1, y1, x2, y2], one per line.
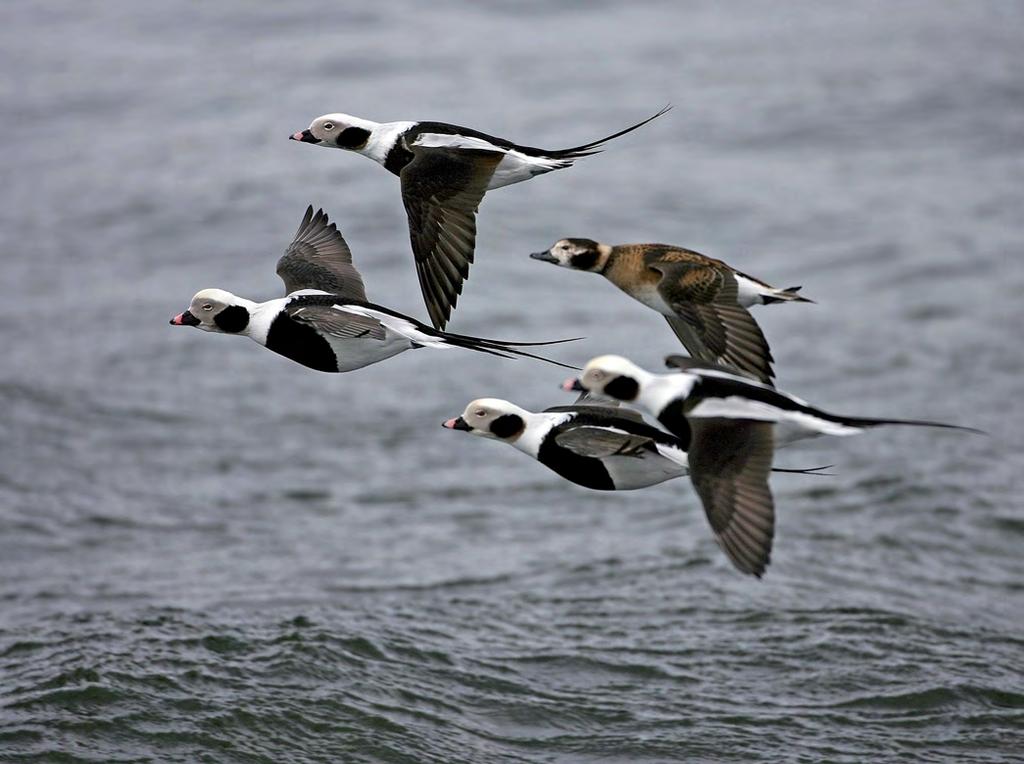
[652, 258, 775, 386]
[276, 206, 368, 301]
[400, 147, 504, 329]
[687, 417, 775, 578]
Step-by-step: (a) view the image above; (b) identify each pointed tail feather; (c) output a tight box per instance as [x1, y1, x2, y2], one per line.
[333, 304, 582, 368]
[547, 105, 671, 160]
[438, 330, 582, 369]
[762, 285, 815, 305]
[833, 414, 984, 435]
[458, 335, 584, 347]
[782, 286, 815, 303]
[772, 464, 835, 477]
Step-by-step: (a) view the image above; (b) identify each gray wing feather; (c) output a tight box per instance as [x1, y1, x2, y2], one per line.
[554, 426, 657, 459]
[688, 418, 775, 578]
[276, 206, 368, 301]
[287, 304, 386, 341]
[664, 316, 710, 361]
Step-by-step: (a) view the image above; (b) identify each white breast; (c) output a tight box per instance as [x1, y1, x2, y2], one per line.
[628, 281, 676, 315]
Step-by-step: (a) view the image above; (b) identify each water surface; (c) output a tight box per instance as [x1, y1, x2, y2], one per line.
[2, 2, 1023, 761]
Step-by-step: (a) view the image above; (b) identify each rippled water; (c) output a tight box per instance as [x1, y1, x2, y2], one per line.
[3, 1, 1023, 761]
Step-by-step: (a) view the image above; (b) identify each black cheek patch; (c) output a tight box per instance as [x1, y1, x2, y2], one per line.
[570, 250, 599, 270]
[490, 414, 525, 440]
[337, 127, 371, 149]
[214, 305, 250, 333]
[604, 375, 639, 401]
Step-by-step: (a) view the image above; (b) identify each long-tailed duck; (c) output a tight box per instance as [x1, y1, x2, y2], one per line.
[566, 354, 980, 577]
[289, 107, 670, 329]
[169, 207, 577, 372]
[532, 239, 813, 386]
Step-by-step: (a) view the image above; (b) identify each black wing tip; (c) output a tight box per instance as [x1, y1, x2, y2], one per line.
[294, 204, 333, 237]
[732, 546, 771, 579]
[718, 538, 769, 578]
[426, 296, 455, 331]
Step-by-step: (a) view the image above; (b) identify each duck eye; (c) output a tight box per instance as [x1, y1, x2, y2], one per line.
[322, 122, 335, 131]
[474, 410, 486, 417]
[202, 304, 213, 311]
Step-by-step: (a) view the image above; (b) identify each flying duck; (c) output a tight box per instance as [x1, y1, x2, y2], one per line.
[566, 354, 980, 577]
[443, 398, 689, 491]
[289, 107, 670, 329]
[532, 239, 813, 386]
[443, 397, 825, 493]
[169, 206, 577, 373]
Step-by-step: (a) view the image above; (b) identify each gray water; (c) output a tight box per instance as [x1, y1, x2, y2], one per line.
[2, 2, 1023, 761]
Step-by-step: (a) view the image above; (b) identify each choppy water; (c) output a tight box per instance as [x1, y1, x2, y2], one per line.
[2, 1, 1023, 761]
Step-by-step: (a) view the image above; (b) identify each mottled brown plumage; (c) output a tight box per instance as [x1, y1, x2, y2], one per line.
[610, 244, 777, 385]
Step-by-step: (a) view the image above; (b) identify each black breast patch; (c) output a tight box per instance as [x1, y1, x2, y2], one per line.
[265, 314, 338, 372]
[537, 427, 616, 491]
[384, 139, 415, 176]
[656, 399, 693, 443]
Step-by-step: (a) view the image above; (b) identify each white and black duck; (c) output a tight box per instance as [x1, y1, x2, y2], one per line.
[289, 108, 670, 328]
[567, 354, 980, 577]
[170, 207, 576, 372]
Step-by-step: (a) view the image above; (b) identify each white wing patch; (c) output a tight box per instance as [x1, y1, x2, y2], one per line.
[688, 397, 861, 437]
[692, 368, 813, 406]
[413, 133, 507, 152]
